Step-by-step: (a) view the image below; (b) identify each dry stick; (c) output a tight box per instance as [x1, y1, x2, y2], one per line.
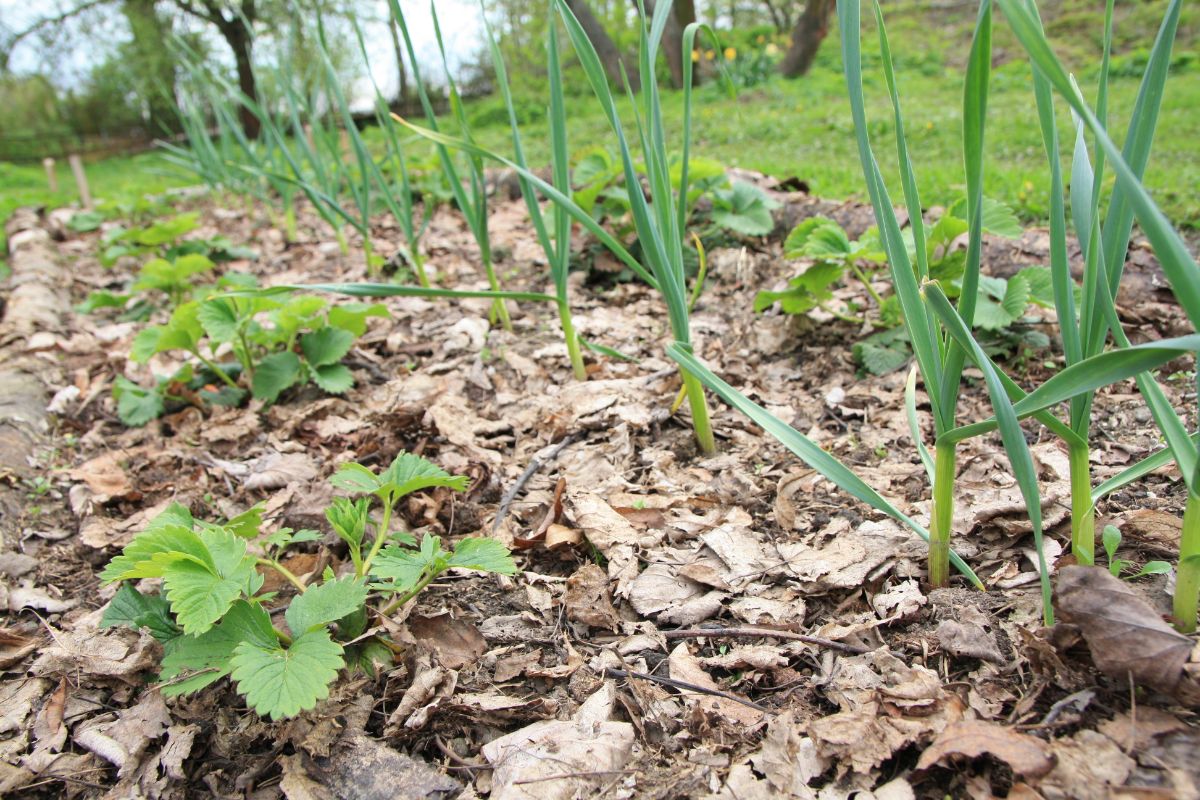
[493, 431, 585, 533]
[603, 667, 772, 713]
[68, 154, 93, 210]
[662, 625, 872, 655]
[43, 157, 58, 193]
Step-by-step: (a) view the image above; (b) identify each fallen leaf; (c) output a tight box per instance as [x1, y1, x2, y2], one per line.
[667, 643, 764, 727]
[0, 627, 38, 668]
[748, 710, 828, 794]
[1037, 729, 1134, 800]
[1055, 565, 1191, 695]
[628, 562, 725, 626]
[1097, 707, 1186, 751]
[937, 619, 1004, 664]
[69, 451, 133, 502]
[243, 452, 318, 491]
[481, 683, 634, 800]
[565, 563, 621, 631]
[408, 613, 486, 670]
[4, 581, 76, 613]
[916, 719, 1054, 778]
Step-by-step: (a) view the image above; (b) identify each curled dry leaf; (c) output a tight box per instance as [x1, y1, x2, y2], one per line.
[564, 563, 621, 631]
[915, 719, 1054, 778]
[936, 620, 1005, 664]
[1054, 565, 1192, 696]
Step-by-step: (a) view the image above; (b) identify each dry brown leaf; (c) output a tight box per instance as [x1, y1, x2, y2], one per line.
[1055, 565, 1191, 695]
[916, 719, 1054, 778]
[481, 683, 634, 800]
[80, 498, 174, 549]
[1037, 729, 1134, 800]
[667, 643, 765, 727]
[628, 561, 726, 626]
[1097, 707, 1187, 751]
[68, 451, 133, 501]
[565, 563, 621, 631]
[494, 650, 542, 682]
[937, 619, 1005, 664]
[748, 710, 828, 795]
[0, 627, 38, 668]
[241, 451, 318, 491]
[407, 613, 486, 670]
[568, 490, 661, 596]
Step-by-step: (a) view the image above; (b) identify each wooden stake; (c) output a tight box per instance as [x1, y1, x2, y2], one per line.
[68, 154, 93, 210]
[43, 158, 58, 193]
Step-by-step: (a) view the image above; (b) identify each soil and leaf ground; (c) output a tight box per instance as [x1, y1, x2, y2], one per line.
[2, 174, 1199, 799]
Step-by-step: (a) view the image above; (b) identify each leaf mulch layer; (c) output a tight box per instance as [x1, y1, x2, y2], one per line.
[2, 175, 1199, 799]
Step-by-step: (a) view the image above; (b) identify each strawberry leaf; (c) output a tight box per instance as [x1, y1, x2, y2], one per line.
[285, 577, 368, 635]
[230, 629, 344, 720]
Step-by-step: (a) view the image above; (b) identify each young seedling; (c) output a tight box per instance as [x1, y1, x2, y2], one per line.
[1101, 525, 1171, 581]
[100, 452, 515, 720]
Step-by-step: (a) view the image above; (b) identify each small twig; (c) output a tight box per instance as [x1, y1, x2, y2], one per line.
[604, 667, 771, 713]
[661, 626, 873, 655]
[514, 770, 634, 786]
[493, 432, 584, 533]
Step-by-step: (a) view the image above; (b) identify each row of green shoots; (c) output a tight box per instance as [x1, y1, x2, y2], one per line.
[160, 0, 1200, 633]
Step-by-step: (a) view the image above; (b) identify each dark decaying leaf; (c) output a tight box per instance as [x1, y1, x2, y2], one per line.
[916, 719, 1054, 778]
[1054, 565, 1191, 695]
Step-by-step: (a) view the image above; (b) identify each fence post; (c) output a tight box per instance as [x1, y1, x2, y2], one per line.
[43, 158, 58, 193]
[67, 154, 93, 210]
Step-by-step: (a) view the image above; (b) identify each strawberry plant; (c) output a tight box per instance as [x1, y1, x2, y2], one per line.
[100, 452, 516, 720]
[116, 290, 388, 425]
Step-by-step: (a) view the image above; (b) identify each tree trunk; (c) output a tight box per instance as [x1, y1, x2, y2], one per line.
[225, 18, 260, 139]
[780, 0, 833, 78]
[564, 0, 639, 93]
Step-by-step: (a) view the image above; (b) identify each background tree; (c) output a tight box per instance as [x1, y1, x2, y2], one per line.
[779, 0, 832, 77]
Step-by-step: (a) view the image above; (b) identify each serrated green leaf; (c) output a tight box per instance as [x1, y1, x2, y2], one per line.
[446, 538, 517, 575]
[136, 213, 199, 245]
[100, 524, 207, 583]
[219, 599, 278, 650]
[224, 504, 264, 539]
[784, 216, 852, 259]
[161, 528, 257, 635]
[330, 463, 383, 494]
[174, 253, 215, 278]
[1017, 266, 1055, 308]
[285, 577, 368, 635]
[974, 274, 1030, 331]
[159, 625, 239, 696]
[301, 327, 356, 367]
[312, 363, 354, 394]
[370, 545, 435, 591]
[854, 341, 911, 375]
[197, 299, 241, 343]
[251, 351, 302, 402]
[113, 377, 165, 427]
[100, 584, 181, 643]
[327, 303, 390, 337]
[378, 451, 470, 498]
[230, 629, 344, 720]
[754, 261, 844, 315]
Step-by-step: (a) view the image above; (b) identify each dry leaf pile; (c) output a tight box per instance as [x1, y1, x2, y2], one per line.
[1, 186, 1197, 799]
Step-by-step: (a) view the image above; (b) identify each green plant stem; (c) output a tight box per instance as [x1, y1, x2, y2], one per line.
[359, 499, 394, 578]
[191, 350, 239, 389]
[273, 626, 293, 646]
[1068, 443, 1096, 565]
[411, 251, 431, 289]
[1174, 492, 1200, 633]
[364, 237, 376, 276]
[929, 441, 957, 587]
[335, 226, 349, 256]
[257, 558, 307, 593]
[482, 256, 513, 332]
[284, 201, 298, 243]
[558, 302, 587, 380]
[378, 568, 439, 617]
[680, 367, 716, 454]
[236, 328, 256, 380]
[849, 261, 886, 309]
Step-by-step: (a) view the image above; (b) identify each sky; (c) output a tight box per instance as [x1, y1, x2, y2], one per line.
[0, 0, 487, 101]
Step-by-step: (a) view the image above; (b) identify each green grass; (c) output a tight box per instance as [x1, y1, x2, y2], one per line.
[0, 152, 191, 268]
[2, 0, 1197, 252]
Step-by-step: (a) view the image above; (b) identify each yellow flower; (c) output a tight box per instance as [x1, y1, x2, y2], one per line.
[1023, 180, 1034, 192]
[926, 121, 934, 130]
[756, 35, 766, 44]
[724, 47, 737, 60]
[704, 49, 715, 60]
[765, 42, 779, 56]
[691, 49, 700, 62]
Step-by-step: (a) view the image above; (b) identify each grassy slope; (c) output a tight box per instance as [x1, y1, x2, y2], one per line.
[1, 0, 1196, 247]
